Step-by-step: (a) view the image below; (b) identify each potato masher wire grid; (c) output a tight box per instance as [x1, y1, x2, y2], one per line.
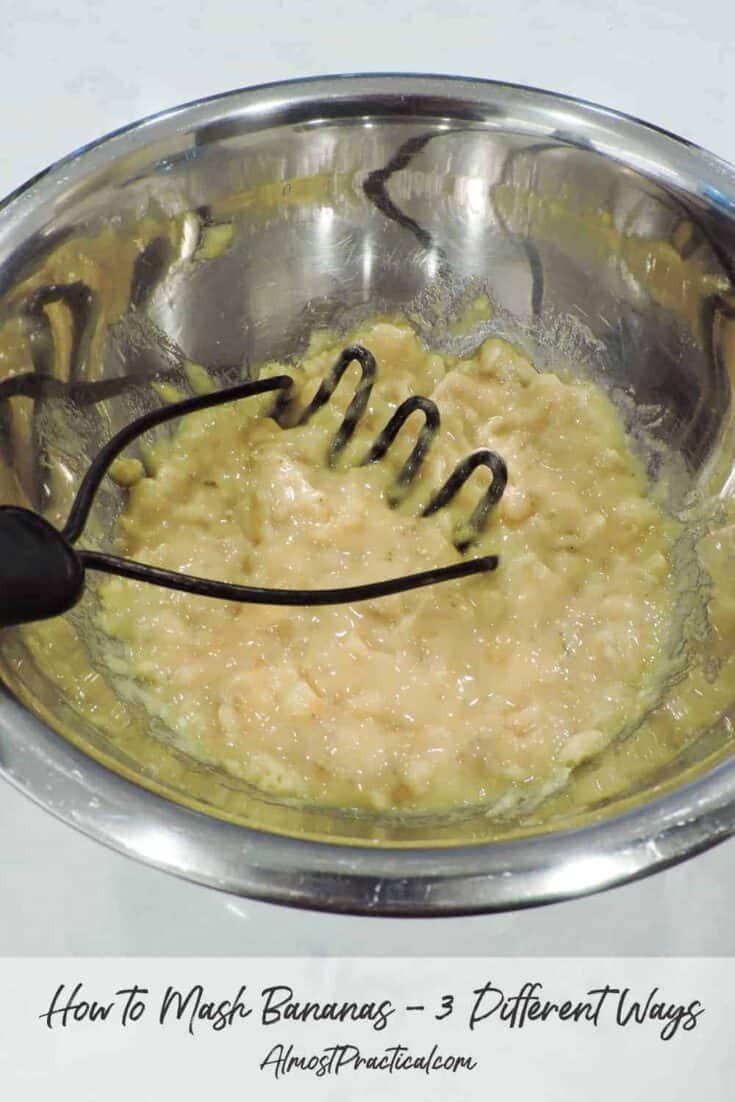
[0, 344, 507, 628]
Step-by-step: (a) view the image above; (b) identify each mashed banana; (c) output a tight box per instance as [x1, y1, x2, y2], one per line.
[97, 321, 674, 812]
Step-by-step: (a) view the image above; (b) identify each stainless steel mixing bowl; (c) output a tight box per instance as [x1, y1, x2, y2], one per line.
[2, 74, 735, 915]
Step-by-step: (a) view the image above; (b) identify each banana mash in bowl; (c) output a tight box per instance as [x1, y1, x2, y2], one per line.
[1, 76, 735, 913]
[97, 318, 676, 815]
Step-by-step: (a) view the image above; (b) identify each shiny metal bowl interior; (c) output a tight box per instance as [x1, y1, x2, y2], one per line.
[2, 74, 735, 915]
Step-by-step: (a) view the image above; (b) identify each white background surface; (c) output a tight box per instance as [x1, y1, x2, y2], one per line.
[1, 0, 735, 955]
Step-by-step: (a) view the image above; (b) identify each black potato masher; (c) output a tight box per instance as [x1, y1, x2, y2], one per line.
[0, 344, 507, 629]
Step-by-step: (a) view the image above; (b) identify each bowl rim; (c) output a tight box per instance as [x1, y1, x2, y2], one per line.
[2, 71, 735, 916]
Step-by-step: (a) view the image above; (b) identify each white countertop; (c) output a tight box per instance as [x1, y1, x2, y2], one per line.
[2, 0, 735, 954]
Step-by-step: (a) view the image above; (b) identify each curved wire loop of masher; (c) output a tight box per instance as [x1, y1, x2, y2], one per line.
[68, 349, 506, 606]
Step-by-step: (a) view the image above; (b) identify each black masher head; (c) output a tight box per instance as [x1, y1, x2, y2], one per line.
[0, 345, 507, 628]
